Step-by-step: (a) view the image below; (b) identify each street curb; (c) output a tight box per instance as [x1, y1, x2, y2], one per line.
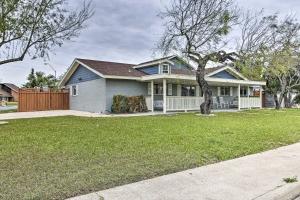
[257, 182, 300, 200]
[277, 183, 300, 200]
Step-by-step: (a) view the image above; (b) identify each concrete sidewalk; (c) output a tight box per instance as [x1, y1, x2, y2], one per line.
[68, 143, 300, 200]
[0, 110, 166, 120]
[0, 110, 106, 120]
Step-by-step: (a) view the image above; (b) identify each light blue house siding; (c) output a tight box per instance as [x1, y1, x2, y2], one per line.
[139, 65, 159, 75]
[211, 70, 240, 80]
[170, 57, 191, 70]
[68, 78, 106, 113]
[66, 65, 100, 85]
[105, 79, 148, 112]
[138, 58, 192, 75]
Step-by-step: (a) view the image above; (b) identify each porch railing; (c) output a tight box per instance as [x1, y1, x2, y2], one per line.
[240, 97, 261, 108]
[166, 96, 204, 111]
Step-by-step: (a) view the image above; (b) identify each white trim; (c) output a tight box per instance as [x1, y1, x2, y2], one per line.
[71, 85, 79, 96]
[140, 74, 266, 85]
[177, 84, 182, 96]
[163, 79, 167, 114]
[206, 66, 248, 81]
[151, 81, 154, 112]
[59, 59, 106, 87]
[217, 87, 221, 96]
[147, 82, 151, 95]
[104, 75, 141, 80]
[260, 86, 263, 109]
[196, 85, 200, 96]
[160, 63, 171, 74]
[230, 87, 233, 96]
[238, 84, 241, 110]
[76, 60, 105, 78]
[134, 58, 175, 68]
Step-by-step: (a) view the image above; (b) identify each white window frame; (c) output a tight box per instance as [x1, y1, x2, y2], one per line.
[160, 64, 170, 74]
[168, 84, 172, 96]
[71, 85, 79, 96]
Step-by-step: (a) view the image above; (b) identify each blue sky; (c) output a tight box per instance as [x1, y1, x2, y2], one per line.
[1, 0, 300, 86]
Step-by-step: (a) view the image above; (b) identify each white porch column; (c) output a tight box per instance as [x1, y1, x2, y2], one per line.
[177, 84, 181, 96]
[259, 86, 263, 109]
[163, 79, 167, 113]
[196, 85, 200, 96]
[248, 86, 250, 109]
[238, 84, 241, 110]
[151, 80, 154, 112]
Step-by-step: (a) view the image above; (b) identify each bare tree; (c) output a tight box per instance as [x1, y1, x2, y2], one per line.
[0, 0, 94, 66]
[159, 0, 238, 114]
[236, 12, 300, 109]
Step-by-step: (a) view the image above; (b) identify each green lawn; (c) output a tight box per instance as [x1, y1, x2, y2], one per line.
[1, 109, 300, 200]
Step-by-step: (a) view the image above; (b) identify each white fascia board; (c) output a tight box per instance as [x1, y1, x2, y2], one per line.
[206, 77, 266, 86]
[134, 59, 175, 69]
[104, 75, 142, 80]
[76, 60, 105, 78]
[141, 74, 196, 81]
[58, 59, 79, 87]
[140, 74, 265, 86]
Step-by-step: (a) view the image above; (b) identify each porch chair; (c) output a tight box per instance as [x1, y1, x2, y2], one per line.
[212, 97, 221, 109]
[219, 97, 230, 109]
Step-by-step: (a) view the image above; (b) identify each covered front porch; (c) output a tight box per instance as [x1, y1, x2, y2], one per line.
[144, 76, 264, 113]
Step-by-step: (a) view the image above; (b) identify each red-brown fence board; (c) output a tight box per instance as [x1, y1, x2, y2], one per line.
[18, 89, 69, 112]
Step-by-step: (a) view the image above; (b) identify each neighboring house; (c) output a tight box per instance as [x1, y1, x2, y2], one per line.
[0, 83, 19, 102]
[59, 55, 266, 113]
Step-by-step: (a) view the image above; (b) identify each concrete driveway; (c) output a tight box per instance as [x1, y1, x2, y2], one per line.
[68, 143, 300, 200]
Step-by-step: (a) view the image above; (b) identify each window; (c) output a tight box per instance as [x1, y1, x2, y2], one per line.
[161, 64, 170, 74]
[240, 87, 248, 97]
[154, 84, 163, 95]
[168, 84, 172, 96]
[71, 85, 78, 96]
[181, 85, 196, 96]
[220, 87, 230, 96]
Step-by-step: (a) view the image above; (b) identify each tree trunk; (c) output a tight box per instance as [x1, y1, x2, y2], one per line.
[274, 94, 280, 109]
[284, 92, 292, 108]
[196, 63, 212, 115]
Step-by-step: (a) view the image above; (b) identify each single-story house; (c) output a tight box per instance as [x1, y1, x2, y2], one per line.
[0, 83, 19, 102]
[59, 55, 266, 113]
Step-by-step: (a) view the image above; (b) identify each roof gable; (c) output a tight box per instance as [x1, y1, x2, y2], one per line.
[206, 66, 248, 80]
[211, 70, 241, 80]
[1, 83, 19, 92]
[66, 65, 101, 85]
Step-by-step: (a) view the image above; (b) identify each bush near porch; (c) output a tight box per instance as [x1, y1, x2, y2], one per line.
[1, 109, 300, 199]
[111, 95, 148, 113]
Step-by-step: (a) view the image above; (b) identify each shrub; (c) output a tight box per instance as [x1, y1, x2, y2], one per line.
[111, 95, 148, 113]
[111, 95, 128, 113]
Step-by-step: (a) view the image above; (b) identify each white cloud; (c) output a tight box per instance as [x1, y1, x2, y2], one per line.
[1, 0, 300, 86]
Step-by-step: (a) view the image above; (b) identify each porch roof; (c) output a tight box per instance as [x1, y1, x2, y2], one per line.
[141, 74, 266, 86]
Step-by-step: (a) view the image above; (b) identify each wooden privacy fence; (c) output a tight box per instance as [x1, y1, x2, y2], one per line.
[18, 88, 69, 112]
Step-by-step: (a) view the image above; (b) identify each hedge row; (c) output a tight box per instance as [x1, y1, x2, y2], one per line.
[111, 95, 148, 113]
